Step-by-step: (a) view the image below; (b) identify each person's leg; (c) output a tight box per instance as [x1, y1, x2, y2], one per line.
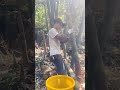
[49, 55, 59, 74]
[53, 54, 65, 75]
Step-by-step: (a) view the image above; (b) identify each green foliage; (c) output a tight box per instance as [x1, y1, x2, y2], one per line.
[35, 0, 84, 30]
[58, 0, 65, 21]
[35, 0, 66, 29]
[35, 4, 46, 28]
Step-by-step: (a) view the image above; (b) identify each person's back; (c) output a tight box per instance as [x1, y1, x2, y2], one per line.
[48, 28, 61, 56]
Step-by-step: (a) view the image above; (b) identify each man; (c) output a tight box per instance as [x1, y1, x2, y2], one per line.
[47, 18, 70, 75]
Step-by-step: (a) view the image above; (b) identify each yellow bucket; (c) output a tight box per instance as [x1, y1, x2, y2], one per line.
[46, 75, 75, 90]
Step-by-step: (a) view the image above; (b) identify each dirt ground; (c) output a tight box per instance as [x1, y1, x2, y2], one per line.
[103, 27, 120, 90]
[35, 47, 85, 90]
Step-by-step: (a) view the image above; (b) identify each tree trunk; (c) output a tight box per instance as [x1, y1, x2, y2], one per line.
[63, 27, 67, 59]
[0, 51, 4, 65]
[46, 0, 52, 27]
[55, 0, 58, 18]
[64, 0, 81, 83]
[44, 4, 49, 31]
[76, 10, 85, 48]
[70, 33, 81, 78]
[64, 59, 75, 77]
[98, 0, 118, 52]
[42, 31, 46, 59]
[46, 0, 58, 27]
[20, 57, 24, 82]
[17, 11, 29, 64]
[12, 50, 17, 68]
[86, 8, 107, 90]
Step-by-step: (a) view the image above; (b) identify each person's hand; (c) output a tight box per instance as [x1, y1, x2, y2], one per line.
[68, 28, 76, 35]
[68, 29, 73, 34]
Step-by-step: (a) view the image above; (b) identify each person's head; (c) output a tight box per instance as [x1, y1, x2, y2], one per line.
[53, 18, 65, 30]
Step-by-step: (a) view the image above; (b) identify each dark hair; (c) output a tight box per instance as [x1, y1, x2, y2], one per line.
[54, 18, 64, 27]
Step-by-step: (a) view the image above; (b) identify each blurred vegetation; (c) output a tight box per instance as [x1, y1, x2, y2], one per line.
[0, 0, 35, 90]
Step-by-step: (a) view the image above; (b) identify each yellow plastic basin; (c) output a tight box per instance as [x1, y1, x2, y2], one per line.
[46, 75, 75, 90]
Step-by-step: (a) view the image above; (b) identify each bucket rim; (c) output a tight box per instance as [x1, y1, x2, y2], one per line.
[46, 75, 75, 90]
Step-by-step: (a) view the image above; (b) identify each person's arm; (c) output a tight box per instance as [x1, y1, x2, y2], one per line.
[49, 28, 70, 43]
[55, 28, 74, 43]
[55, 33, 70, 43]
